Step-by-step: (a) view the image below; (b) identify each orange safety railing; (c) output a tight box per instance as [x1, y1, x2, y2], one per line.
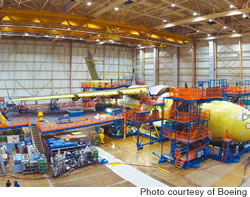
[140, 96, 163, 106]
[163, 127, 208, 143]
[169, 87, 222, 100]
[166, 109, 210, 122]
[136, 82, 146, 85]
[37, 113, 123, 133]
[81, 80, 128, 89]
[224, 86, 250, 95]
[126, 110, 161, 123]
[0, 117, 29, 128]
[175, 145, 206, 161]
[21, 101, 85, 111]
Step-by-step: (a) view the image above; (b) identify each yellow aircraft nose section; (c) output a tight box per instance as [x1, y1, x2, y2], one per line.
[201, 101, 250, 142]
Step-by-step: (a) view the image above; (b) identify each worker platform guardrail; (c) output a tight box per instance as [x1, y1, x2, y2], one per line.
[163, 128, 209, 144]
[224, 86, 250, 95]
[169, 87, 222, 100]
[166, 109, 210, 123]
[37, 113, 123, 134]
[0, 117, 30, 129]
[81, 80, 131, 89]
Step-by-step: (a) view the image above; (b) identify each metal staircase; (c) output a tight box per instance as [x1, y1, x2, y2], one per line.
[28, 121, 43, 154]
[175, 157, 186, 170]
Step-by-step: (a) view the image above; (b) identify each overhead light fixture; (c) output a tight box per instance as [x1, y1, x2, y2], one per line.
[138, 44, 141, 47]
[163, 19, 167, 23]
[45, 35, 48, 37]
[242, 13, 248, 18]
[24, 33, 29, 36]
[229, 4, 234, 8]
[196, 30, 200, 32]
[171, 3, 176, 7]
[67, 27, 71, 30]
[87, 2, 92, 6]
[208, 19, 213, 22]
[233, 30, 236, 33]
[193, 12, 198, 16]
[80, 38, 83, 40]
[114, 7, 119, 11]
[208, 34, 211, 36]
[96, 38, 100, 42]
[99, 41, 105, 45]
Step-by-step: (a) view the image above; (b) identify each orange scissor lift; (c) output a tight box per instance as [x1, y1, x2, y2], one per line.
[157, 84, 223, 170]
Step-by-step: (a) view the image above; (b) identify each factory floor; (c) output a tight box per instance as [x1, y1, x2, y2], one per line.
[0, 135, 250, 187]
[100, 136, 250, 187]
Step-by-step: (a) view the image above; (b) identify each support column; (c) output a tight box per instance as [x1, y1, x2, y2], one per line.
[173, 47, 179, 87]
[208, 40, 215, 80]
[193, 42, 197, 87]
[153, 47, 159, 85]
[139, 49, 145, 82]
[69, 41, 73, 93]
[239, 37, 243, 80]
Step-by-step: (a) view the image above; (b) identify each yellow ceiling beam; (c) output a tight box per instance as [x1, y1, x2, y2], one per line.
[0, 9, 192, 46]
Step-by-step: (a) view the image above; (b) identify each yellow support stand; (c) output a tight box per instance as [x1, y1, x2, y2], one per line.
[38, 111, 44, 122]
[99, 128, 104, 144]
[1, 113, 6, 126]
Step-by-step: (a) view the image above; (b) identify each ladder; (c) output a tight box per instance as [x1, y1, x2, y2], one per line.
[28, 121, 43, 154]
[221, 140, 229, 162]
[175, 156, 186, 170]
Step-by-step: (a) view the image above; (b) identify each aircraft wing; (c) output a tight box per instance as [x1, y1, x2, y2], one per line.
[12, 94, 76, 102]
[12, 87, 148, 102]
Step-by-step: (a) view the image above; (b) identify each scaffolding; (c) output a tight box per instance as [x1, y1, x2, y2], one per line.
[224, 80, 250, 109]
[126, 97, 163, 150]
[157, 83, 223, 170]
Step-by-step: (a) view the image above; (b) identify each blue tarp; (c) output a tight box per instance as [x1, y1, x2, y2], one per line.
[49, 138, 78, 149]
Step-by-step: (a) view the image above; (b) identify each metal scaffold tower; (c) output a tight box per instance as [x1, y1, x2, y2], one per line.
[155, 81, 223, 170]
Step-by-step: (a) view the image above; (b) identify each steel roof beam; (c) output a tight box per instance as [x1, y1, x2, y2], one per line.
[91, 0, 127, 18]
[155, 8, 250, 29]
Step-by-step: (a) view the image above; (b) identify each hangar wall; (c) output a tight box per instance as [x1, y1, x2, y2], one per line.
[1, 36, 250, 99]
[0, 39, 134, 98]
[136, 36, 250, 87]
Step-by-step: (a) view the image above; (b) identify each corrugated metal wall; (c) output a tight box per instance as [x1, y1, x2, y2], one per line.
[242, 37, 250, 81]
[144, 48, 154, 85]
[216, 38, 240, 85]
[179, 43, 193, 87]
[196, 41, 209, 82]
[0, 39, 133, 98]
[2, 37, 250, 98]
[159, 48, 174, 86]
